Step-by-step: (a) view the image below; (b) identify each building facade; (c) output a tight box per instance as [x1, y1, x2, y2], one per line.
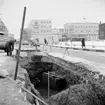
[28, 19, 60, 43]
[28, 19, 52, 36]
[99, 23, 105, 40]
[64, 22, 99, 41]
[22, 28, 32, 41]
[52, 28, 60, 35]
[52, 28, 65, 41]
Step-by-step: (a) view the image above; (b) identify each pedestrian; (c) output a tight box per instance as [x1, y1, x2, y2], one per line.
[36, 38, 40, 47]
[5, 39, 16, 56]
[30, 40, 38, 50]
[81, 38, 86, 49]
[44, 38, 48, 45]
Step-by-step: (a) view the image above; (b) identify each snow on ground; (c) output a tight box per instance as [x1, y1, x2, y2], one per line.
[14, 40, 105, 51]
[54, 40, 105, 50]
[48, 52, 105, 76]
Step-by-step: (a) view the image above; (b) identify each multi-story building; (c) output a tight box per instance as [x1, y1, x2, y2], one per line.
[28, 19, 60, 44]
[52, 28, 65, 40]
[28, 19, 52, 35]
[64, 22, 99, 41]
[52, 28, 60, 35]
[22, 28, 32, 41]
[99, 23, 105, 40]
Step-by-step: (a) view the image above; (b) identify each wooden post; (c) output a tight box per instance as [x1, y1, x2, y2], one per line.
[48, 71, 50, 99]
[14, 7, 26, 80]
[50, 45, 52, 52]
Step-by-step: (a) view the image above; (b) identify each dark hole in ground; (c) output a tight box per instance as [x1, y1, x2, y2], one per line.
[20, 53, 105, 105]
[21, 54, 81, 99]
[40, 72, 67, 92]
[31, 70, 67, 99]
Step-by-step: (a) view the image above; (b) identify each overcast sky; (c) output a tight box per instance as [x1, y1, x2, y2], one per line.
[0, 0, 105, 39]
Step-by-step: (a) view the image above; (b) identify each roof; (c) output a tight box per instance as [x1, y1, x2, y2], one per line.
[0, 18, 8, 33]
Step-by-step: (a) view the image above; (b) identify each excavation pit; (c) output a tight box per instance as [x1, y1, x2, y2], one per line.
[20, 51, 105, 105]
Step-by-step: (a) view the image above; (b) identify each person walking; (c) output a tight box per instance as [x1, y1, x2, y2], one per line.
[44, 38, 48, 45]
[5, 39, 16, 56]
[81, 38, 86, 49]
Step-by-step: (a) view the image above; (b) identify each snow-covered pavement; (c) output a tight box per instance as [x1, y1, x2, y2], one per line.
[53, 41, 105, 51]
[48, 52, 105, 76]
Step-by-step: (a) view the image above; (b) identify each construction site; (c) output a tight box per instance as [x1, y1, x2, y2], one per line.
[1, 7, 105, 105]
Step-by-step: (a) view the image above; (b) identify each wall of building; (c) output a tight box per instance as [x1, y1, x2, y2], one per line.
[52, 28, 65, 41]
[28, 19, 52, 36]
[64, 22, 99, 41]
[99, 23, 105, 40]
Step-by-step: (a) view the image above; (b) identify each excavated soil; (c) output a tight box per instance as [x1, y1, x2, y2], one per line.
[20, 51, 105, 105]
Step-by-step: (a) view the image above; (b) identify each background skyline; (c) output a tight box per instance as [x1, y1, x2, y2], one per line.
[0, 0, 105, 39]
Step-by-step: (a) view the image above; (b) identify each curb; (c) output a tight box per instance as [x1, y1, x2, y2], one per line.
[72, 48, 105, 52]
[54, 45, 105, 53]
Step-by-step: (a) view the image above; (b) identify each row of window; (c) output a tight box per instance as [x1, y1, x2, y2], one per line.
[74, 26, 98, 28]
[68, 26, 98, 29]
[33, 30, 52, 33]
[74, 30, 99, 33]
[40, 25, 52, 28]
[65, 29, 98, 33]
[40, 21, 51, 24]
[32, 25, 52, 28]
[40, 30, 51, 32]
[71, 34, 98, 37]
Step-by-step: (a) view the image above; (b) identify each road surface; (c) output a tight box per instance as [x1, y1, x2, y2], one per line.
[40, 45, 105, 65]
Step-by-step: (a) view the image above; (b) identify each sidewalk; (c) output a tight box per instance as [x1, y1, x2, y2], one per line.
[0, 52, 26, 78]
[0, 52, 30, 105]
[53, 44, 105, 52]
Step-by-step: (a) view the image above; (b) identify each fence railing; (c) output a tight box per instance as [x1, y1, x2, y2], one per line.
[15, 42, 105, 54]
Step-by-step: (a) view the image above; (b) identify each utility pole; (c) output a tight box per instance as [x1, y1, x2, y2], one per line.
[14, 7, 26, 80]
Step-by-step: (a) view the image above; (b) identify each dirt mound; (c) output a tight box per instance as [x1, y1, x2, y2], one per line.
[48, 82, 105, 105]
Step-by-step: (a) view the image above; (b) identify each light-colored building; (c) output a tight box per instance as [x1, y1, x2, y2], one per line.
[28, 19, 54, 44]
[28, 19, 52, 35]
[52, 28, 60, 35]
[22, 28, 32, 41]
[64, 22, 99, 41]
[99, 23, 105, 40]
[52, 28, 65, 40]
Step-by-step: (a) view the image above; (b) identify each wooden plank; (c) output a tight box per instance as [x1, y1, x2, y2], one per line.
[14, 7, 26, 80]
